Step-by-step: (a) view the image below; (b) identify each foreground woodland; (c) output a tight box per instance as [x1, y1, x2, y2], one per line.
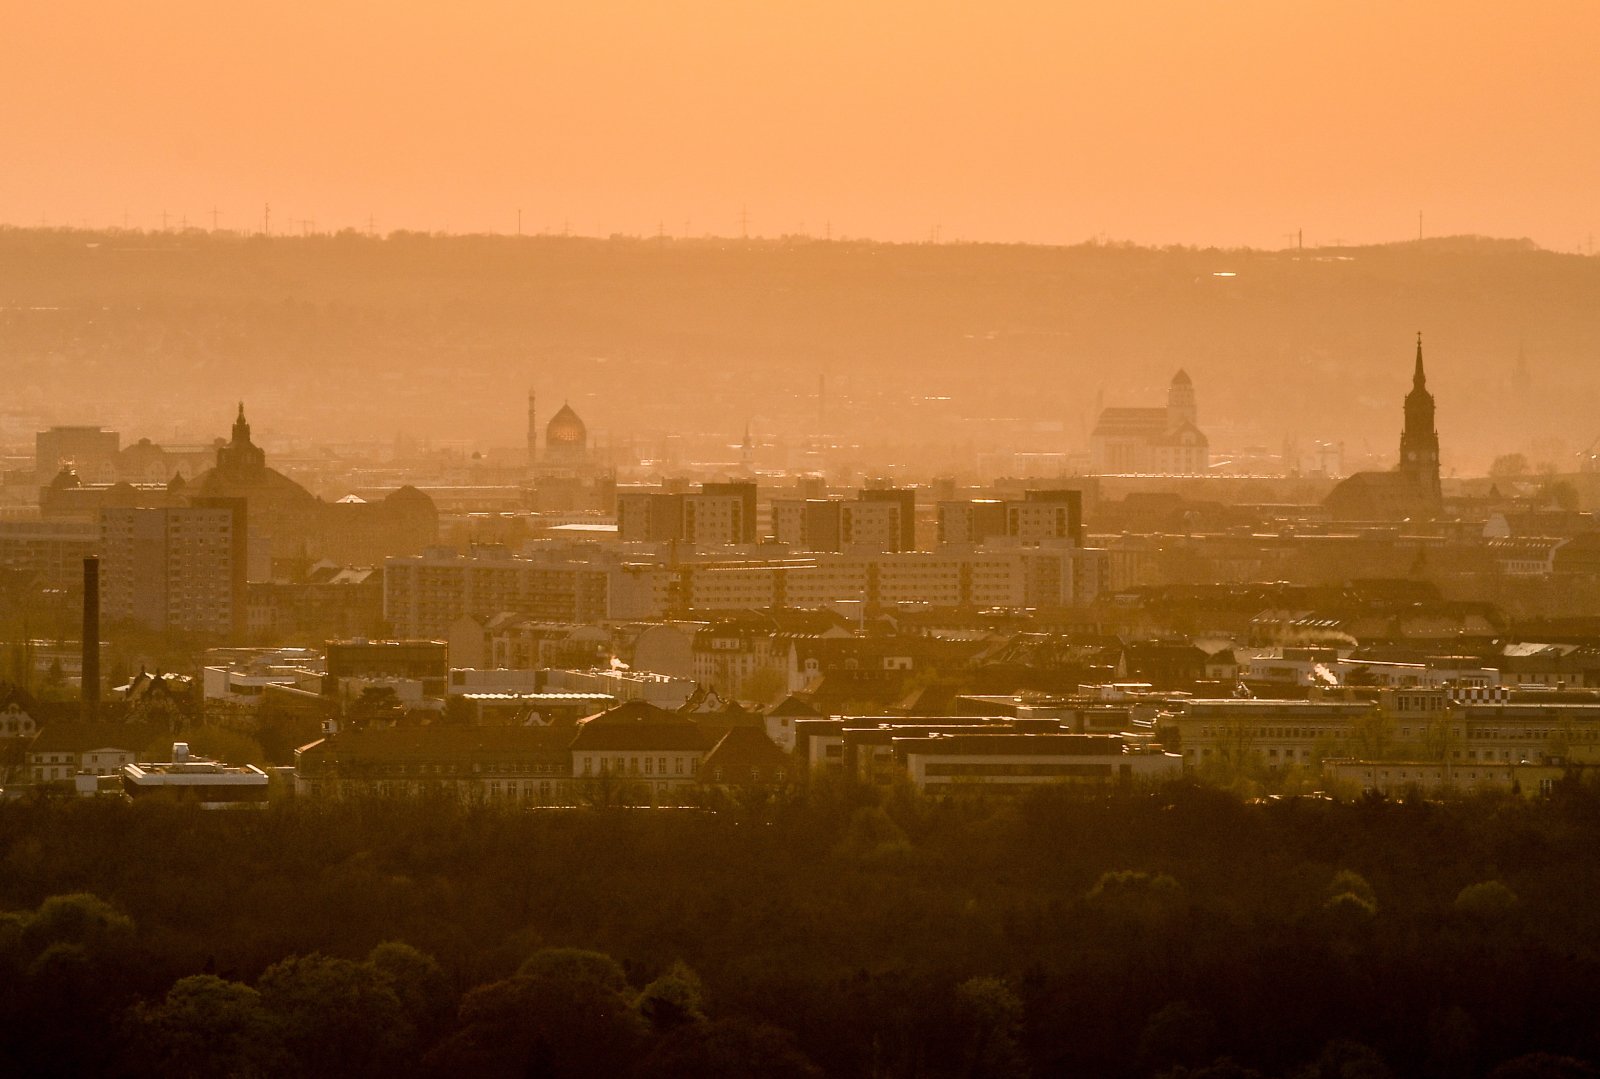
[3, 778, 1600, 1078]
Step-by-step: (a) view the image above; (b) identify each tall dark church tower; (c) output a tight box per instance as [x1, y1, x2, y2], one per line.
[1399, 333, 1442, 504]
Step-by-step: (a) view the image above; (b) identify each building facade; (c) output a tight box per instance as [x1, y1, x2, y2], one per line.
[98, 498, 248, 638]
[1090, 371, 1210, 475]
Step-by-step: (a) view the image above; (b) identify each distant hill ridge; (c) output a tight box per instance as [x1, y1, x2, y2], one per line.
[1, 228, 1594, 474]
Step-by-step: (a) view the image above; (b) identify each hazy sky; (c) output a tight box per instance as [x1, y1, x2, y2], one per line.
[5, 1, 1598, 250]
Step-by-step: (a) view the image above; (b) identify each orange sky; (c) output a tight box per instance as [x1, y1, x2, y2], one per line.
[4, 1, 1597, 249]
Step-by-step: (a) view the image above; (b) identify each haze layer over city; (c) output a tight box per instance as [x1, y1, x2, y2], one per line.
[5, 5, 1600, 1079]
[6, 229, 1600, 482]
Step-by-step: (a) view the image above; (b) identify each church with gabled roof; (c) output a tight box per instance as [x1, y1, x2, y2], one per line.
[1090, 370, 1210, 475]
[1324, 335, 1444, 520]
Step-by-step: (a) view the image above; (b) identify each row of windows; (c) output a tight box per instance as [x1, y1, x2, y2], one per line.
[1192, 725, 1341, 739]
[1190, 745, 1540, 766]
[582, 755, 692, 777]
[1192, 723, 1600, 743]
[1189, 747, 1314, 764]
[356, 761, 568, 777]
[924, 762, 1115, 777]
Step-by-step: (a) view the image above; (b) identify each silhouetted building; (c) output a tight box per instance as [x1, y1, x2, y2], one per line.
[528, 398, 612, 512]
[190, 404, 320, 560]
[39, 466, 185, 521]
[1090, 370, 1209, 474]
[116, 437, 216, 484]
[188, 404, 437, 565]
[1325, 336, 1444, 519]
[36, 426, 118, 485]
[325, 638, 449, 697]
[1398, 334, 1443, 503]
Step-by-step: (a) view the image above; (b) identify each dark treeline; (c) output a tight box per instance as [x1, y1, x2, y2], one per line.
[4, 779, 1600, 1078]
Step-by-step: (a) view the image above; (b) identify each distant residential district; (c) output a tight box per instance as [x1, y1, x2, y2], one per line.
[6, 338, 1600, 804]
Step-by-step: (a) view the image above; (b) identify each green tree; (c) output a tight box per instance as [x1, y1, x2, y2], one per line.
[1454, 880, 1518, 923]
[638, 961, 707, 1033]
[426, 951, 647, 1079]
[346, 685, 405, 729]
[1322, 869, 1379, 928]
[1489, 453, 1530, 478]
[22, 891, 135, 955]
[1326, 869, 1377, 910]
[1085, 869, 1185, 927]
[369, 941, 453, 1037]
[953, 976, 1029, 1079]
[256, 953, 413, 1079]
[833, 805, 912, 863]
[39, 657, 68, 702]
[142, 726, 266, 768]
[126, 974, 289, 1079]
[1539, 477, 1580, 511]
[737, 666, 788, 706]
[517, 947, 631, 992]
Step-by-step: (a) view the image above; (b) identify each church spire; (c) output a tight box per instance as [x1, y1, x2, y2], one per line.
[1399, 333, 1441, 506]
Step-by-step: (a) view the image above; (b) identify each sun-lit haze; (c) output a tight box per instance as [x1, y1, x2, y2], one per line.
[5, 0, 1599, 250]
[14, 7, 1600, 1077]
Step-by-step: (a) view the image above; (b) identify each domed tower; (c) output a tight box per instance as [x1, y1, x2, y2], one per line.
[544, 402, 588, 464]
[1167, 369, 1197, 430]
[1399, 334, 1442, 504]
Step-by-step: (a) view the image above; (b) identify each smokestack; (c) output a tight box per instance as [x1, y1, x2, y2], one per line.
[81, 556, 99, 721]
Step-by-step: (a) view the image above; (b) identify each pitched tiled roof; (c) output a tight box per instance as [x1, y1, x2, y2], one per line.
[297, 725, 573, 764]
[700, 726, 792, 777]
[1092, 408, 1168, 438]
[570, 700, 709, 751]
[31, 722, 160, 755]
[767, 694, 822, 718]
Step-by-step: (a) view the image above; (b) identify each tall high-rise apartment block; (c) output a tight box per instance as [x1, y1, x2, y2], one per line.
[98, 498, 247, 639]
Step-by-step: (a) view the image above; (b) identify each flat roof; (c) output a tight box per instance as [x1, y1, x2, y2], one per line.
[123, 762, 268, 784]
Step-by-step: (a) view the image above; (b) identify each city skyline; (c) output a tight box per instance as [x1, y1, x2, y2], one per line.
[9, 6, 1600, 1076]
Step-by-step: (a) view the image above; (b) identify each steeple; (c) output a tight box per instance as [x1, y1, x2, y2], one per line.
[218, 402, 266, 473]
[1512, 339, 1532, 397]
[1398, 334, 1441, 506]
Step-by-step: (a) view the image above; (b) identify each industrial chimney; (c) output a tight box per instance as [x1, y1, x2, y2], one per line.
[81, 556, 99, 721]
